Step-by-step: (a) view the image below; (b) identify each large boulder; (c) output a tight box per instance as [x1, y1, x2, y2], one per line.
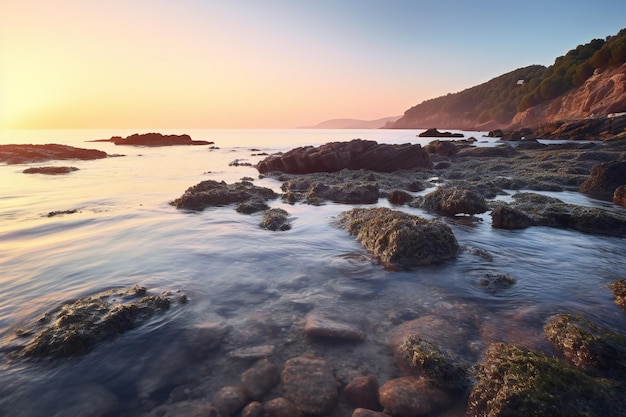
[281, 354, 338, 416]
[580, 161, 626, 199]
[171, 180, 278, 211]
[419, 185, 488, 216]
[466, 343, 625, 417]
[0, 144, 108, 164]
[256, 139, 432, 174]
[337, 208, 459, 269]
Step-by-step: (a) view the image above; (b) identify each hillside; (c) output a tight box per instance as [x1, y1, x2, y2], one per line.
[300, 116, 400, 129]
[392, 27, 626, 131]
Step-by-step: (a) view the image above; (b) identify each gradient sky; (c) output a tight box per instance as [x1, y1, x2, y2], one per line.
[1, 1, 625, 129]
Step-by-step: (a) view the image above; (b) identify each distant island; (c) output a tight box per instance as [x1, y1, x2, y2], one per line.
[299, 116, 400, 129]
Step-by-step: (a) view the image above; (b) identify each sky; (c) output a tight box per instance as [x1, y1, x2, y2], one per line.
[1, 1, 625, 129]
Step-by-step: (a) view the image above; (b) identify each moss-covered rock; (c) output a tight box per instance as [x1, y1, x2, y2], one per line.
[399, 336, 472, 389]
[16, 286, 186, 358]
[608, 279, 626, 310]
[466, 343, 625, 417]
[261, 208, 291, 231]
[171, 180, 277, 211]
[419, 185, 488, 216]
[337, 207, 459, 269]
[544, 314, 626, 377]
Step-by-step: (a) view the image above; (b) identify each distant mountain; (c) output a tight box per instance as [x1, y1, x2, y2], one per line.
[300, 116, 400, 129]
[392, 27, 626, 131]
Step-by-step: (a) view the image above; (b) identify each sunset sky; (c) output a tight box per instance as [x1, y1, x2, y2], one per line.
[1, 1, 625, 129]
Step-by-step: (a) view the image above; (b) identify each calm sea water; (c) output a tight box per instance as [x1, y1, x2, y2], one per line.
[1, 129, 625, 416]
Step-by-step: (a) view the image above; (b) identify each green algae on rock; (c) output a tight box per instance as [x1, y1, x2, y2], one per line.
[399, 336, 473, 389]
[544, 313, 626, 377]
[336, 207, 459, 269]
[609, 279, 626, 310]
[467, 343, 626, 417]
[16, 285, 186, 358]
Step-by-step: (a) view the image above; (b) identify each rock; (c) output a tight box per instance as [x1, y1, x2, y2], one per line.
[304, 182, 379, 205]
[456, 145, 516, 158]
[418, 128, 464, 138]
[491, 204, 533, 229]
[256, 139, 432, 174]
[424, 140, 459, 157]
[96, 132, 212, 146]
[614, 185, 626, 206]
[0, 144, 108, 164]
[474, 272, 516, 294]
[352, 409, 388, 417]
[420, 185, 488, 216]
[487, 129, 504, 137]
[378, 376, 452, 417]
[236, 199, 270, 214]
[16, 285, 184, 358]
[171, 180, 278, 211]
[23, 166, 79, 175]
[46, 209, 79, 217]
[544, 314, 626, 377]
[241, 359, 281, 401]
[337, 208, 459, 269]
[264, 397, 303, 417]
[261, 208, 291, 231]
[344, 375, 382, 411]
[580, 161, 626, 198]
[145, 401, 218, 417]
[228, 345, 276, 359]
[508, 192, 626, 236]
[466, 343, 625, 417]
[387, 189, 413, 205]
[398, 336, 473, 389]
[212, 386, 248, 417]
[281, 354, 338, 416]
[608, 279, 626, 310]
[241, 401, 265, 417]
[304, 312, 365, 341]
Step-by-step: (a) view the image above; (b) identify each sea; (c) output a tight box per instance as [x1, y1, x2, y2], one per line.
[1, 129, 625, 416]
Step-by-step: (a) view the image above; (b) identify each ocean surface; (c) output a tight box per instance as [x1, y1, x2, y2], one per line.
[1, 129, 625, 416]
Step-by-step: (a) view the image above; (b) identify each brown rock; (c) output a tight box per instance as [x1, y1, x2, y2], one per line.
[378, 376, 452, 417]
[608, 278, 626, 310]
[212, 386, 248, 417]
[281, 354, 338, 415]
[580, 161, 626, 198]
[344, 375, 381, 411]
[241, 359, 281, 401]
[0, 144, 108, 164]
[256, 139, 432, 174]
[304, 312, 365, 341]
[98, 132, 212, 146]
[491, 204, 533, 229]
[264, 397, 303, 417]
[387, 189, 414, 205]
[241, 401, 265, 417]
[614, 185, 626, 206]
[23, 166, 79, 175]
[352, 409, 388, 417]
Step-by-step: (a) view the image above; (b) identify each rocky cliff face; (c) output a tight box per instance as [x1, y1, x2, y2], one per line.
[511, 62, 626, 128]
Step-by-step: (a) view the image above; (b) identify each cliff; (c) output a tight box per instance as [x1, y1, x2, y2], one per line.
[511, 62, 626, 128]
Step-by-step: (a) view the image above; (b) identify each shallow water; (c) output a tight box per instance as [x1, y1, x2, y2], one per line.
[1, 129, 625, 416]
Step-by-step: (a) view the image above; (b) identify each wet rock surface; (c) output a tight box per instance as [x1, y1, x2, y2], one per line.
[261, 208, 291, 231]
[580, 160, 626, 199]
[417, 184, 488, 216]
[0, 144, 108, 164]
[23, 166, 79, 175]
[609, 279, 626, 310]
[171, 180, 278, 211]
[337, 207, 459, 269]
[256, 139, 432, 174]
[281, 354, 338, 416]
[378, 376, 452, 417]
[15, 285, 186, 358]
[304, 311, 365, 341]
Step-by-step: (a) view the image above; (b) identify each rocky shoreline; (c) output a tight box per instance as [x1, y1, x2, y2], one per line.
[7, 136, 626, 417]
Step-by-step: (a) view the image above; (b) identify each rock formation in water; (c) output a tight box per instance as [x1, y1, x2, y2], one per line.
[0, 144, 108, 164]
[171, 180, 278, 211]
[256, 139, 432, 174]
[96, 132, 212, 146]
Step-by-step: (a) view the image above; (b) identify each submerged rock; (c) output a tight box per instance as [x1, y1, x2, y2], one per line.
[263, 397, 303, 417]
[466, 343, 625, 417]
[212, 386, 248, 417]
[304, 312, 365, 341]
[544, 313, 626, 377]
[256, 139, 432, 174]
[378, 376, 452, 417]
[344, 375, 382, 411]
[16, 285, 185, 358]
[609, 279, 626, 310]
[490, 204, 533, 229]
[241, 359, 281, 401]
[281, 354, 338, 416]
[171, 180, 277, 211]
[419, 185, 488, 216]
[0, 144, 108, 164]
[337, 207, 459, 269]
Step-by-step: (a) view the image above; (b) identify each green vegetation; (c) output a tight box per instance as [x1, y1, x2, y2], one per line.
[399, 27, 626, 126]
